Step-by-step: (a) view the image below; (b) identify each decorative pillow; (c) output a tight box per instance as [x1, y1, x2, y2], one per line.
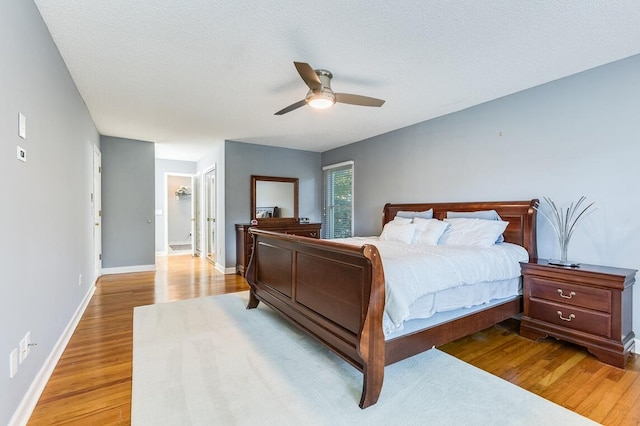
[392, 216, 413, 224]
[395, 209, 434, 220]
[412, 218, 449, 245]
[380, 222, 417, 244]
[439, 218, 509, 247]
[446, 210, 505, 243]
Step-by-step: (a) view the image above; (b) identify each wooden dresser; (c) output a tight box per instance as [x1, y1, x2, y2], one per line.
[520, 259, 636, 368]
[235, 222, 321, 275]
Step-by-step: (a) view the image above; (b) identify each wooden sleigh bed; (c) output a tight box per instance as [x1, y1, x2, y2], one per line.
[245, 200, 538, 408]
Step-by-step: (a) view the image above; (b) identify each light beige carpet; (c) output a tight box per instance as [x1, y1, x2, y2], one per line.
[132, 292, 598, 425]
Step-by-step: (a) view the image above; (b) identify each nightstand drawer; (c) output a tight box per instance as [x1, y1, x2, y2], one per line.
[527, 276, 611, 313]
[529, 299, 612, 338]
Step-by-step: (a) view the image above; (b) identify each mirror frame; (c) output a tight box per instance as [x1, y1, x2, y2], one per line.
[251, 175, 299, 224]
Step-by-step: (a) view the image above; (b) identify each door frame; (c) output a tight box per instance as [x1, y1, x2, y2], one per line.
[322, 160, 355, 239]
[193, 171, 202, 257]
[92, 146, 102, 280]
[202, 164, 217, 266]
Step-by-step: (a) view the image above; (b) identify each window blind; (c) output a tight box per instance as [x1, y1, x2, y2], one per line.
[322, 161, 354, 239]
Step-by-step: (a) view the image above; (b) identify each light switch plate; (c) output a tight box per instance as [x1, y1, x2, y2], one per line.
[17, 146, 27, 162]
[18, 113, 26, 139]
[10, 349, 18, 378]
[19, 336, 27, 364]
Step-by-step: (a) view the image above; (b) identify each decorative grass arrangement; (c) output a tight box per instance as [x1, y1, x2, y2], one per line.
[535, 196, 595, 267]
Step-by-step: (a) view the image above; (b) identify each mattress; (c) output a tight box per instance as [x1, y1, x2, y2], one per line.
[335, 237, 528, 334]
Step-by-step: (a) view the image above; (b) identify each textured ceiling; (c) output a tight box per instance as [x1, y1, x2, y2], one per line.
[34, 0, 640, 161]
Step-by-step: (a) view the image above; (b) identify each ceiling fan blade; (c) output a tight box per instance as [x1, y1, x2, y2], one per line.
[294, 61, 322, 91]
[335, 93, 385, 107]
[274, 99, 307, 115]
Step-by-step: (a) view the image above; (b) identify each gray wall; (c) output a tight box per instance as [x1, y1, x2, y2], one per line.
[224, 141, 322, 266]
[323, 54, 640, 333]
[101, 136, 156, 269]
[155, 159, 197, 252]
[0, 1, 100, 423]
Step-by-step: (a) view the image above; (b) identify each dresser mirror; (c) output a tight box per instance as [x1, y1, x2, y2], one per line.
[251, 175, 299, 223]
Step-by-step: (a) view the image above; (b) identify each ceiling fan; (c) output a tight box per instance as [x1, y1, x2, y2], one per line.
[274, 61, 385, 115]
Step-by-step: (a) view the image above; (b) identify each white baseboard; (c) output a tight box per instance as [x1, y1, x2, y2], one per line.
[9, 283, 96, 426]
[635, 338, 639, 354]
[101, 264, 156, 275]
[220, 264, 236, 274]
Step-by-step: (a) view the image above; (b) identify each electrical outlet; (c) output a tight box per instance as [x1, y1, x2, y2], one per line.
[10, 349, 18, 378]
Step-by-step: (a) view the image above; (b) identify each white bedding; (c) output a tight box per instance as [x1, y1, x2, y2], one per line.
[335, 237, 529, 334]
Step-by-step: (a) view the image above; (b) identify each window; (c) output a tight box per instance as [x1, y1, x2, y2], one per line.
[322, 161, 354, 239]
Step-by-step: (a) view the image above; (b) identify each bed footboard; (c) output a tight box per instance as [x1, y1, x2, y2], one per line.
[245, 229, 386, 408]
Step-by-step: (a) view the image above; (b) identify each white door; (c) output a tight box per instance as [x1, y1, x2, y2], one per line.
[93, 147, 102, 279]
[204, 167, 216, 264]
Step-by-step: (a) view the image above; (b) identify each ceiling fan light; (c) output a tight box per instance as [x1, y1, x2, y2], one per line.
[308, 97, 334, 109]
[306, 90, 336, 109]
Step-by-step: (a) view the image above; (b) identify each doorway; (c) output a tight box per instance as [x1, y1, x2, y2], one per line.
[165, 174, 194, 255]
[203, 166, 217, 264]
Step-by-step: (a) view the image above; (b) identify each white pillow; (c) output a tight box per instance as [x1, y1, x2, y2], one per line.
[438, 218, 509, 247]
[380, 222, 417, 244]
[392, 216, 413, 224]
[412, 218, 449, 245]
[396, 209, 434, 220]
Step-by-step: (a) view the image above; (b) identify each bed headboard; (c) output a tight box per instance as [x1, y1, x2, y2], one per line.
[382, 199, 538, 260]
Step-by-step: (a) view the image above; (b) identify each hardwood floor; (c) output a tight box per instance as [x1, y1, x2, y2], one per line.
[27, 255, 639, 425]
[27, 255, 248, 425]
[440, 320, 640, 425]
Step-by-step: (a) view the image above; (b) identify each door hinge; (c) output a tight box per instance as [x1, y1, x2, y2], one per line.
[98, 166, 102, 173]
[99, 210, 102, 217]
[99, 254, 102, 260]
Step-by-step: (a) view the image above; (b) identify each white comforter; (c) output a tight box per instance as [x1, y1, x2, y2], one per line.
[335, 237, 529, 334]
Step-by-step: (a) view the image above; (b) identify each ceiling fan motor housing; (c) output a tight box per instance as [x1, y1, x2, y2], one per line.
[305, 69, 335, 108]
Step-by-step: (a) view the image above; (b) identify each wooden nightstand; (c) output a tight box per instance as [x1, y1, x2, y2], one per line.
[520, 259, 637, 368]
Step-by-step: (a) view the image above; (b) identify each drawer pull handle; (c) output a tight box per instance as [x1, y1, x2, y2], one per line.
[557, 289, 576, 299]
[557, 311, 576, 322]
[310, 232, 317, 237]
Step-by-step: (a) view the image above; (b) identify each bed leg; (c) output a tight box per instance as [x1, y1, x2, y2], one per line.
[246, 289, 260, 309]
[358, 244, 385, 409]
[359, 364, 383, 409]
